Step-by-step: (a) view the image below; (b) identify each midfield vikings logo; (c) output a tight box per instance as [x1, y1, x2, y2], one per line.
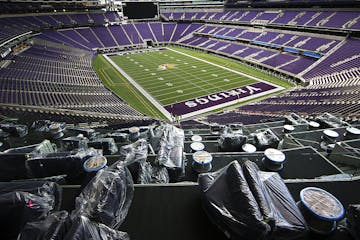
[158, 63, 176, 70]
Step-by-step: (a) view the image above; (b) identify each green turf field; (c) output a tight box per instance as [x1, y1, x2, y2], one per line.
[109, 48, 261, 106]
[94, 46, 292, 120]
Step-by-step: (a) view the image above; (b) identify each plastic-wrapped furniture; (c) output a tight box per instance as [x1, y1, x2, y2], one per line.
[72, 162, 134, 229]
[18, 211, 70, 240]
[0, 140, 56, 181]
[0, 191, 54, 239]
[26, 149, 99, 181]
[198, 160, 307, 240]
[155, 124, 185, 182]
[218, 126, 247, 152]
[253, 129, 280, 151]
[347, 204, 360, 240]
[64, 215, 129, 240]
[0, 180, 62, 210]
[0, 122, 28, 137]
[88, 138, 118, 155]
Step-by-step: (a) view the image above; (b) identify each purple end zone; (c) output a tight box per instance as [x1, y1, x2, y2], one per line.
[164, 82, 277, 116]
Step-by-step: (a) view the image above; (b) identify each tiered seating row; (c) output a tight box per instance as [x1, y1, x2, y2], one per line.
[38, 22, 202, 50]
[0, 12, 120, 42]
[162, 9, 360, 31]
[0, 43, 145, 118]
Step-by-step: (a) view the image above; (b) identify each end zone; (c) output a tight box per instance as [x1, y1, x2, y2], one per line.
[165, 82, 282, 119]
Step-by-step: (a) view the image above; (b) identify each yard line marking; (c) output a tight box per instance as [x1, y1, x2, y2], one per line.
[166, 48, 283, 89]
[103, 54, 173, 121]
[158, 80, 254, 102]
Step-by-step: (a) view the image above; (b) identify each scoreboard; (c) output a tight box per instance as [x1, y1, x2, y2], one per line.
[122, 1, 159, 20]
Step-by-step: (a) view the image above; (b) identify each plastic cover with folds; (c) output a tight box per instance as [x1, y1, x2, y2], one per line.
[149, 125, 166, 152]
[198, 160, 307, 240]
[257, 164, 308, 239]
[11, 175, 68, 185]
[26, 148, 99, 180]
[119, 139, 148, 168]
[0, 180, 61, 210]
[347, 204, 360, 239]
[119, 139, 169, 184]
[0, 140, 56, 181]
[199, 160, 271, 239]
[137, 161, 169, 184]
[88, 138, 118, 155]
[218, 126, 247, 152]
[18, 210, 70, 240]
[0, 123, 28, 137]
[119, 139, 148, 183]
[64, 215, 129, 240]
[0, 191, 54, 239]
[253, 129, 280, 151]
[155, 124, 185, 182]
[71, 163, 134, 229]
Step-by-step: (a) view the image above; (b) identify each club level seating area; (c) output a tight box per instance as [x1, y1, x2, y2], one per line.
[162, 9, 360, 31]
[179, 36, 359, 82]
[0, 41, 147, 120]
[179, 34, 318, 75]
[195, 24, 341, 54]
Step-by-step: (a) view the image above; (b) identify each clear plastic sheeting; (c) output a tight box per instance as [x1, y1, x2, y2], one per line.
[88, 138, 118, 155]
[12, 175, 68, 185]
[253, 129, 280, 151]
[155, 124, 185, 182]
[26, 148, 100, 180]
[0, 128, 10, 139]
[285, 113, 309, 126]
[119, 139, 148, 182]
[0, 181, 61, 211]
[0, 191, 54, 239]
[137, 161, 153, 184]
[149, 125, 166, 152]
[347, 204, 360, 239]
[316, 112, 350, 128]
[210, 124, 226, 135]
[18, 210, 70, 240]
[62, 135, 89, 151]
[150, 166, 170, 184]
[72, 163, 134, 229]
[118, 139, 169, 184]
[198, 160, 307, 240]
[32, 121, 66, 139]
[0, 122, 28, 137]
[137, 161, 169, 184]
[105, 132, 128, 143]
[259, 167, 308, 239]
[218, 126, 247, 152]
[4, 139, 55, 155]
[66, 126, 96, 139]
[0, 140, 56, 181]
[64, 215, 129, 240]
[119, 139, 148, 166]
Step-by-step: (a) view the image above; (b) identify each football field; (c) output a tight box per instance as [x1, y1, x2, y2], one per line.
[102, 47, 285, 120]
